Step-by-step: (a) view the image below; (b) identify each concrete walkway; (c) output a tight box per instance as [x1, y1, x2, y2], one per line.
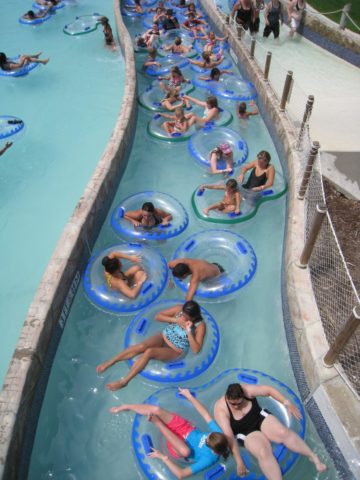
[254, 18, 360, 200]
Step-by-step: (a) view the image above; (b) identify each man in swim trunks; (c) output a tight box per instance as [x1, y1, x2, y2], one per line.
[168, 258, 225, 301]
[214, 383, 326, 478]
[124, 201, 172, 228]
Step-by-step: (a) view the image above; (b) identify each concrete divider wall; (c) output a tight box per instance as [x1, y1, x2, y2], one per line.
[0, 1, 137, 478]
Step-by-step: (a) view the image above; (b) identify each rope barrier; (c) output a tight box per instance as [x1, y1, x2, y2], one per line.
[344, 11, 360, 31]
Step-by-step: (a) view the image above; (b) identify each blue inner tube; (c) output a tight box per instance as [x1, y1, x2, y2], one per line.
[63, 13, 102, 35]
[111, 191, 189, 240]
[188, 126, 248, 171]
[124, 300, 220, 382]
[171, 230, 257, 300]
[0, 56, 40, 77]
[32, 1, 65, 10]
[145, 55, 190, 76]
[192, 173, 288, 223]
[138, 81, 194, 111]
[191, 74, 220, 90]
[132, 369, 306, 480]
[209, 77, 257, 101]
[190, 56, 232, 73]
[0, 116, 25, 140]
[19, 13, 52, 25]
[83, 244, 168, 314]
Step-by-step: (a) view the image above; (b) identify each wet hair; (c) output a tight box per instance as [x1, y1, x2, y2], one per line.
[174, 107, 185, 119]
[187, 3, 196, 11]
[207, 432, 231, 460]
[226, 179, 238, 190]
[166, 8, 174, 15]
[171, 66, 182, 76]
[257, 150, 271, 165]
[27, 10, 36, 18]
[202, 52, 211, 63]
[102, 256, 121, 274]
[0, 53, 7, 68]
[172, 262, 191, 278]
[225, 383, 245, 400]
[174, 37, 182, 46]
[206, 96, 218, 109]
[142, 202, 155, 212]
[210, 67, 221, 80]
[99, 16, 109, 24]
[182, 300, 203, 322]
[148, 47, 157, 59]
[238, 102, 247, 114]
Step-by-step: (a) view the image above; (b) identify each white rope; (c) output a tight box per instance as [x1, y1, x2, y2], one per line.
[308, 8, 344, 16]
[344, 11, 360, 31]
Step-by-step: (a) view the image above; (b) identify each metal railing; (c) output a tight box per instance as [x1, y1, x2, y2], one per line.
[222, 11, 360, 396]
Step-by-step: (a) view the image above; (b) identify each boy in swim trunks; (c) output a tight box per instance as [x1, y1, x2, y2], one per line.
[168, 258, 225, 301]
[200, 178, 241, 216]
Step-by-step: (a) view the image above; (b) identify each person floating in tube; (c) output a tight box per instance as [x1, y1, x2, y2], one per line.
[124, 201, 172, 228]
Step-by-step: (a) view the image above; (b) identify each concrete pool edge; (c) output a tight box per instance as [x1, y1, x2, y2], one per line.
[0, 1, 137, 478]
[199, 0, 360, 478]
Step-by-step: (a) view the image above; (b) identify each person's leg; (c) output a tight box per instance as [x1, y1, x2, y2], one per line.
[107, 346, 181, 390]
[263, 25, 271, 38]
[273, 23, 280, 39]
[149, 414, 191, 457]
[204, 201, 224, 216]
[244, 431, 282, 480]
[96, 333, 165, 373]
[261, 416, 326, 473]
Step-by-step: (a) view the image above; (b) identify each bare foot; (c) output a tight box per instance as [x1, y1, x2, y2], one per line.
[311, 456, 327, 473]
[203, 208, 209, 216]
[106, 379, 128, 391]
[96, 361, 112, 374]
[42, 58, 50, 65]
[33, 52, 42, 58]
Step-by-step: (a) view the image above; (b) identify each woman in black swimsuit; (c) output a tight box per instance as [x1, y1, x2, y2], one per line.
[214, 383, 327, 478]
[99, 17, 115, 47]
[237, 150, 275, 206]
[231, 0, 253, 30]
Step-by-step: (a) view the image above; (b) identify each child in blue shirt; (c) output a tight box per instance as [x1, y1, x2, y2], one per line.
[111, 387, 231, 478]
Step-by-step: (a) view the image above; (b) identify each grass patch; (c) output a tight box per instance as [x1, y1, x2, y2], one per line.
[307, 0, 360, 33]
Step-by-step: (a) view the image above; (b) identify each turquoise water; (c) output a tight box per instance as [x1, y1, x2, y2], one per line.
[28, 10, 338, 480]
[0, 0, 125, 386]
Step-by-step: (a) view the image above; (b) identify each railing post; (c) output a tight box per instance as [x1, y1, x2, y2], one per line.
[280, 71, 293, 111]
[296, 95, 315, 150]
[249, 37, 256, 59]
[264, 52, 272, 81]
[339, 3, 351, 30]
[236, 25, 242, 40]
[297, 140, 320, 200]
[324, 306, 360, 366]
[226, 15, 230, 25]
[297, 204, 327, 268]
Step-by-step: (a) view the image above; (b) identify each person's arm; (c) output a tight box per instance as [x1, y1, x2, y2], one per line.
[238, 160, 257, 183]
[162, 44, 173, 51]
[162, 99, 184, 111]
[287, 0, 294, 17]
[231, 1, 240, 18]
[279, 2, 284, 24]
[182, 21, 191, 31]
[148, 450, 192, 479]
[168, 258, 184, 269]
[182, 95, 205, 107]
[144, 59, 161, 67]
[244, 384, 302, 420]
[124, 209, 142, 226]
[155, 304, 182, 323]
[156, 208, 172, 224]
[186, 272, 200, 301]
[234, 191, 241, 215]
[198, 74, 211, 80]
[200, 183, 226, 191]
[178, 388, 212, 422]
[214, 401, 247, 477]
[110, 275, 145, 299]
[0, 141, 13, 156]
[203, 107, 218, 122]
[109, 251, 141, 263]
[159, 112, 176, 119]
[264, 2, 270, 25]
[186, 321, 206, 354]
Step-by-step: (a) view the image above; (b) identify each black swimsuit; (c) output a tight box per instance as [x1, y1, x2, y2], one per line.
[243, 168, 267, 189]
[226, 397, 270, 446]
